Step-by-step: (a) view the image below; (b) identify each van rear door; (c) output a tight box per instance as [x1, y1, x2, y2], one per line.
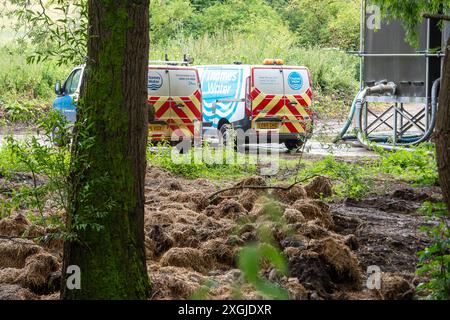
[251, 66, 313, 134]
[148, 68, 172, 139]
[168, 68, 202, 139]
[281, 67, 313, 133]
[251, 67, 285, 129]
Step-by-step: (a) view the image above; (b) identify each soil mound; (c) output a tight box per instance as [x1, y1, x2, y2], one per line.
[305, 176, 333, 199]
[160, 248, 208, 273]
[291, 199, 333, 228]
[272, 185, 307, 204]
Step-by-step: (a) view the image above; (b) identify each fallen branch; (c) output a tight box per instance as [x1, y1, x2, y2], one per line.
[207, 172, 324, 201]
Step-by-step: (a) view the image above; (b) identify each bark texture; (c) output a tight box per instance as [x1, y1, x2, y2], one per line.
[436, 37, 450, 208]
[61, 0, 150, 299]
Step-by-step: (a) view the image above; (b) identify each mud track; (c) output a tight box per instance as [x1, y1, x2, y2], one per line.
[0, 167, 440, 300]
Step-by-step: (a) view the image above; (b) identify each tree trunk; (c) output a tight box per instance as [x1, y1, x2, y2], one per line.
[61, 0, 150, 299]
[435, 37, 450, 209]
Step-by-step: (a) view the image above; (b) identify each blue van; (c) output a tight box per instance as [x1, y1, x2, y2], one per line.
[53, 65, 84, 124]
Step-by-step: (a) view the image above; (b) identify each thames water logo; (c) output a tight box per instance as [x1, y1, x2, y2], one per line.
[148, 72, 163, 91]
[288, 71, 303, 91]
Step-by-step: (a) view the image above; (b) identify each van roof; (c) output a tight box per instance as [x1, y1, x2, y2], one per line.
[195, 64, 309, 69]
[148, 65, 197, 69]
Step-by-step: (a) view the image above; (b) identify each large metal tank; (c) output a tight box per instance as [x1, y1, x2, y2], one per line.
[363, 11, 443, 102]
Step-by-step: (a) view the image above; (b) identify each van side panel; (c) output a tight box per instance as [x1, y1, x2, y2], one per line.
[197, 65, 250, 128]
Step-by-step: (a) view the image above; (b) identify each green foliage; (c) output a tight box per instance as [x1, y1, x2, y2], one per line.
[150, 0, 195, 44]
[147, 142, 257, 179]
[5, 0, 87, 65]
[416, 201, 450, 300]
[0, 110, 71, 224]
[0, 44, 69, 124]
[237, 200, 290, 300]
[151, 0, 291, 43]
[0, 45, 69, 99]
[282, 0, 360, 50]
[150, 0, 361, 51]
[374, 144, 439, 186]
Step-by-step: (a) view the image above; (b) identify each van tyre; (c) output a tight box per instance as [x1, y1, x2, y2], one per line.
[220, 124, 237, 149]
[285, 140, 303, 151]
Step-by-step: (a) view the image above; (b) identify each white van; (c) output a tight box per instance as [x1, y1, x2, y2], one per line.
[147, 66, 202, 143]
[53, 65, 202, 144]
[197, 60, 314, 150]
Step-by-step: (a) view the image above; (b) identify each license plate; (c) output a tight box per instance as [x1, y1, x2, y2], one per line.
[149, 124, 166, 132]
[257, 122, 280, 129]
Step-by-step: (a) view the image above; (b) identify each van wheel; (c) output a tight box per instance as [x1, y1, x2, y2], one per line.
[285, 140, 303, 151]
[220, 124, 237, 149]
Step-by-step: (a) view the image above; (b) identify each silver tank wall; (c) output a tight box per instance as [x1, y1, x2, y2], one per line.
[363, 12, 443, 99]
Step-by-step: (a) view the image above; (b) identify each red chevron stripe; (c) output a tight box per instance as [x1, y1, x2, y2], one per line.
[193, 90, 201, 102]
[180, 97, 202, 120]
[155, 100, 171, 118]
[251, 88, 261, 100]
[293, 95, 308, 107]
[148, 96, 160, 103]
[306, 88, 313, 100]
[253, 94, 276, 116]
[171, 108, 195, 135]
[284, 121, 299, 133]
[286, 102, 304, 119]
[266, 97, 285, 116]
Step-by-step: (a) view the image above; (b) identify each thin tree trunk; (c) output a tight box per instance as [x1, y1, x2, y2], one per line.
[435, 37, 450, 209]
[61, 0, 150, 299]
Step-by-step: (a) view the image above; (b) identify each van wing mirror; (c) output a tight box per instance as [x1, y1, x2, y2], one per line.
[55, 81, 62, 95]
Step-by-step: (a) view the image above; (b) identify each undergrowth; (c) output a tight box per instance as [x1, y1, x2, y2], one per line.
[416, 202, 450, 300]
[147, 142, 258, 179]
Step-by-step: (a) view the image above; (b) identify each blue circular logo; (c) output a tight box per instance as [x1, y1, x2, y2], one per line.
[288, 71, 303, 91]
[148, 72, 163, 91]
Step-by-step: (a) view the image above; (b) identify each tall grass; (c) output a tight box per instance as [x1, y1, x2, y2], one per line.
[0, 32, 359, 123]
[0, 45, 69, 100]
[0, 44, 70, 124]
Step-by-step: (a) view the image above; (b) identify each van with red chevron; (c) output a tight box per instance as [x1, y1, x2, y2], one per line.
[197, 59, 314, 150]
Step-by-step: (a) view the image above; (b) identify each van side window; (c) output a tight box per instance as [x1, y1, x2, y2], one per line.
[253, 68, 284, 94]
[64, 69, 82, 95]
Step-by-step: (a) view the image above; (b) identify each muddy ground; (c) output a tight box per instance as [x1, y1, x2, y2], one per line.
[0, 164, 441, 300]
